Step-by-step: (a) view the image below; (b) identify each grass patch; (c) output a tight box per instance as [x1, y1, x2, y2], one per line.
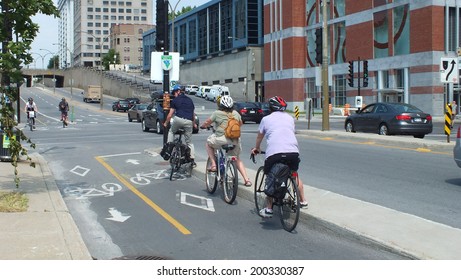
[0, 191, 29, 212]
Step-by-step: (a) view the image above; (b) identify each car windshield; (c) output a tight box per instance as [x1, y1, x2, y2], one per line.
[119, 100, 129, 104]
[138, 104, 148, 110]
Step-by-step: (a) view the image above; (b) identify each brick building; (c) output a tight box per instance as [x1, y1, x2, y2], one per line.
[264, 0, 461, 116]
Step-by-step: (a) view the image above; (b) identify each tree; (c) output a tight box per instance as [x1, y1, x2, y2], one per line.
[47, 55, 59, 69]
[0, 0, 59, 187]
[102, 49, 120, 70]
[168, 6, 195, 20]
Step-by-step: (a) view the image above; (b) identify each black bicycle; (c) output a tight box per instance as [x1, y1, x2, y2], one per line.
[169, 128, 192, 180]
[251, 152, 300, 232]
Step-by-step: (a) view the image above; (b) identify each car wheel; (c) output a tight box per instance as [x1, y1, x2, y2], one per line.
[142, 119, 149, 132]
[379, 123, 389, 135]
[156, 119, 163, 134]
[414, 134, 425, 139]
[128, 115, 132, 122]
[345, 121, 355, 132]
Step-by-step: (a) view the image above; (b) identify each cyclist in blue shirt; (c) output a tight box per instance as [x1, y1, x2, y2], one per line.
[164, 85, 197, 167]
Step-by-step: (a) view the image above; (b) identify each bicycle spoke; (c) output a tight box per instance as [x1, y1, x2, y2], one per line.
[279, 177, 300, 232]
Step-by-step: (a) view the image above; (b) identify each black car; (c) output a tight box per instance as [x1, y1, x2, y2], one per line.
[125, 97, 140, 108]
[234, 102, 264, 123]
[253, 102, 271, 117]
[112, 100, 130, 112]
[344, 102, 433, 138]
[141, 101, 199, 134]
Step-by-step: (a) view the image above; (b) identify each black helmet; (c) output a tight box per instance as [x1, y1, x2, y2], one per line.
[268, 96, 287, 111]
[28, 97, 33, 102]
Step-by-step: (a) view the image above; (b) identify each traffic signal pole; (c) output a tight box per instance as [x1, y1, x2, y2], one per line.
[321, 0, 329, 131]
[162, 0, 170, 145]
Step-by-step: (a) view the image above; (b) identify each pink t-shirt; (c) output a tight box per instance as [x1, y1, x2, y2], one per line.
[258, 111, 299, 158]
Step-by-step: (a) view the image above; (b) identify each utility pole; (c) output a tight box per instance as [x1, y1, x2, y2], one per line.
[321, 0, 329, 131]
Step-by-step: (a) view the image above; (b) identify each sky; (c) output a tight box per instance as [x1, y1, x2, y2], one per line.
[30, 0, 210, 69]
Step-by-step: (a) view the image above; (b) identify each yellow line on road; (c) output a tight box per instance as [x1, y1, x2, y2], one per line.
[95, 156, 191, 235]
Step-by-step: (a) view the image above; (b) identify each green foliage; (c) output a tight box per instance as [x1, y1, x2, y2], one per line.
[168, 6, 195, 20]
[0, 0, 59, 187]
[102, 49, 120, 70]
[47, 55, 59, 69]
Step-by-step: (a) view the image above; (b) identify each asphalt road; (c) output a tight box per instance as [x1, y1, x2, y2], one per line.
[19, 86, 409, 260]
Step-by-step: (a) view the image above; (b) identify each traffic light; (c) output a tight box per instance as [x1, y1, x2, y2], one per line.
[348, 61, 354, 87]
[363, 60, 369, 87]
[156, 0, 165, 51]
[315, 28, 322, 64]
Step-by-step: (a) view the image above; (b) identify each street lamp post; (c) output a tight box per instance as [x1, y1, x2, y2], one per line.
[31, 52, 50, 88]
[229, 36, 250, 102]
[78, 30, 111, 110]
[168, 0, 182, 53]
[40, 48, 57, 95]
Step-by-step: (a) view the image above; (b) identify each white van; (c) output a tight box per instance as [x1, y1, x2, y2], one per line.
[208, 85, 230, 102]
[198, 86, 211, 98]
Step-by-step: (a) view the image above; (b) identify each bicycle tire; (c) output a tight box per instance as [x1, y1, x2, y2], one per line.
[254, 166, 267, 216]
[279, 176, 300, 232]
[169, 145, 181, 181]
[223, 160, 238, 204]
[205, 157, 218, 193]
[29, 118, 33, 131]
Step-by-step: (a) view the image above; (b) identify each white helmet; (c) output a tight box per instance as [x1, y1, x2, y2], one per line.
[219, 95, 234, 109]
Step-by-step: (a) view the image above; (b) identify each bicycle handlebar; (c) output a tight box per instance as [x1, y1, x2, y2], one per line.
[250, 150, 265, 164]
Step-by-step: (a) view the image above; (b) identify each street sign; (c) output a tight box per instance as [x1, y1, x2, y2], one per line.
[440, 57, 458, 83]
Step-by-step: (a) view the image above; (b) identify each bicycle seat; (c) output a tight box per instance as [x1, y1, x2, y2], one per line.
[174, 128, 186, 135]
[222, 144, 235, 152]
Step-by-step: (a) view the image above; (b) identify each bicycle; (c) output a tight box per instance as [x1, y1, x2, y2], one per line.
[169, 128, 193, 181]
[203, 126, 239, 204]
[61, 111, 68, 128]
[27, 111, 35, 131]
[251, 152, 300, 232]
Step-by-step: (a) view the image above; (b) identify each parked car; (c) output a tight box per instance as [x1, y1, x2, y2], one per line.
[234, 102, 264, 124]
[125, 97, 140, 108]
[207, 85, 230, 102]
[127, 103, 148, 122]
[198, 86, 211, 98]
[185, 85, 199, 95]
[112, 99, 130, 112]
[253, 102, 271, 117]
[141, 101, 200, 134]
[344, 102, 433, 138]
[454, 127, 461, 168]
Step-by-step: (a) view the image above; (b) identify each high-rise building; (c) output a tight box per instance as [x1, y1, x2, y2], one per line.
[57, 0, 152, 69]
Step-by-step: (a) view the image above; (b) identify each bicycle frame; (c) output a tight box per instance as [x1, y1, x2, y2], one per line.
[169, 129, 192, 180]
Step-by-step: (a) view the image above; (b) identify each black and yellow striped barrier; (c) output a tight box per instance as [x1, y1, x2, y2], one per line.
[294, 106, 299, 120]
[445, 103, 452, 142]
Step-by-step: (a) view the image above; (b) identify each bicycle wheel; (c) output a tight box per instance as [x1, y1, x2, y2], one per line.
[254, 166, 267, 217]
[223, 160, 238, 204]
[29, 118, 33, 131]
[279, 177, 300, 232]
[205, 157, 218, 194]
[169, 146, 181, 181]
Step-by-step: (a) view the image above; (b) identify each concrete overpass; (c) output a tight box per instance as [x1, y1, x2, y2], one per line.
[20, 68, 160, 102]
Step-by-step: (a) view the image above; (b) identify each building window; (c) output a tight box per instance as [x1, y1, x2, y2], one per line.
[111, 8, 116, 13]
[103, 1, 109, 5]
[87, 22, 94, 27]
[334, 21, 346, 64]
[141, 17, 146, 21]
[103, 8, 108, 12]
[141, 9, 146, 14]
[198, 11, 207, 56]
[393, 5, 410, 56]
[189, 19, 197, 53]
[126, 9, 131, 13]
[126, 2, 132, 6]
[126, 16, 132, 20]
[87, 15, 93, 19]
[103, 15, 109, 20]
[119, 16, 124, 20]
[88, 7, 93, 12]
[95, 7, 101, 12]
[374, 10, 389, 58]
[111, 15, 116, 20]
[209, 4, 219, 54]
[334, 75, 346, 107]
[134, 16, 139, 21]
[119, 8, 124, 13]
[118, 1, 124, 6]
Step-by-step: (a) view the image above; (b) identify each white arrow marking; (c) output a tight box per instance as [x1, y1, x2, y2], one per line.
[106, 207, 131, 222]
[126, 159, 140, 165]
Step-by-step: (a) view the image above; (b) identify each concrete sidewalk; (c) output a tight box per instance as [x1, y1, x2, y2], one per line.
[0, 153, 92, 260]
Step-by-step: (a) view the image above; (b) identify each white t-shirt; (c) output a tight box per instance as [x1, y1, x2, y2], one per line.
[258, 111, 299, 158]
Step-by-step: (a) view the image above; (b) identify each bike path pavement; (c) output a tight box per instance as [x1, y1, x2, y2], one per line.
[1, 130, 460, 260]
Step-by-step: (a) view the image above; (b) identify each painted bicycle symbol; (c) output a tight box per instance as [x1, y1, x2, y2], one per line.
[64, 183, 123, 199]
[130, 169, 188, 185]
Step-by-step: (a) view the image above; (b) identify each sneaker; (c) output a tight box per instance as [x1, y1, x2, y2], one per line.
[190, 159, 197, 168]
[259, 207, 273, 218]
[300, 201, 308, 208]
